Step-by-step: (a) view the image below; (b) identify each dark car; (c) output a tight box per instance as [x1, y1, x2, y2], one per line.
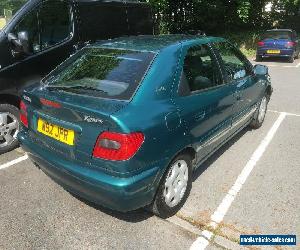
[256, 29, 300, 63]
[19, 35, 272, 218]
[0, 0, 153, 153]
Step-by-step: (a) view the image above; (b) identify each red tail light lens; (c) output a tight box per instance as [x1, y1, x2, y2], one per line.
[40, 98, 61, 108]
[257, 41, 265, 47]
[20, 100, 28, 127]
[93, 132, 145, 161]
[285, 41, 296, 48]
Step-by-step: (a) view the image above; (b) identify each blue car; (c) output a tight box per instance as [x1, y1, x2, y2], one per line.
[18, 35, 272, 218]
[256, 29, 300, 63]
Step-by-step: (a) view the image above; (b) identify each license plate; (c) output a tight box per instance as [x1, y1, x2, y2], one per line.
[37, 118, 75, 146]
[267, 50, 280, 54]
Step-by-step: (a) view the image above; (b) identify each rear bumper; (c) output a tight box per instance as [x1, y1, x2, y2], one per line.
[257, 48, 294, 57]
[18, 130, 161, 212]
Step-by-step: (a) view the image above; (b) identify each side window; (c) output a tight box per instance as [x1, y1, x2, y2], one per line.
[181, 45, 222, 94]
[12, 9, 40, 53]
[213, 42, 253, 83]
[39, 1, 72, 50]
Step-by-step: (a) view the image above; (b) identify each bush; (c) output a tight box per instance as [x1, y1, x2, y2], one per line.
[219, 31, 262, 58]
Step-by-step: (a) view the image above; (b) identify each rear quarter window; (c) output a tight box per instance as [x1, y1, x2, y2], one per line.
[262, 31, 292, 40]
[44, 48, 156, 100]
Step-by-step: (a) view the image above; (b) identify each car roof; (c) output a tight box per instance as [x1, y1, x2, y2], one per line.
[90, 35, 225, 53]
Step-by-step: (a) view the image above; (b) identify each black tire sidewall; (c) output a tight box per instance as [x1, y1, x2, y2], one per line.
[152, 154, 193, 218]
[0, 104, 20, 154]
[250, 95, 268, 129]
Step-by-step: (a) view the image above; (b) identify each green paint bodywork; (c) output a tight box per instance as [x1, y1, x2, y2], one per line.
[18, 35, 271, 212]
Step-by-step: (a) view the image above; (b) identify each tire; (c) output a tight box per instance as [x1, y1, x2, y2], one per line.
[0, 104, 20, 154]
[288, 56, 294, 63]
[249, 95, 268, 129]
[149, 153, 193, 218]
[256, 55, 262, 62]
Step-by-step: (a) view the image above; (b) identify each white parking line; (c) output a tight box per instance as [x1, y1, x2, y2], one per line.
[268, 109, 300, 117]
[190, 112, 287, 250]
[265, 64, 299, 68]
[0, 155, 28, 171]
[264, 64, 278, 67]
[297, 62, 300, 68]
[283, 65, 297, 68]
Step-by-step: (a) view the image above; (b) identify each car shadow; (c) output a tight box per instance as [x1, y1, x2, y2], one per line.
[256, 57, 292, 64]
[69, 127, 251, 222]
[69, 192, 154, 223]
[193, 127, 250, 182]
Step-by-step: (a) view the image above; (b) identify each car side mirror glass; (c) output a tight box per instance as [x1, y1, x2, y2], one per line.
[8, 31, 32, 57]
[254, 64, 268, 75]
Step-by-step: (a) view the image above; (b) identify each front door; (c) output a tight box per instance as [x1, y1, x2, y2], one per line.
[212, 41, 260, 129]
[8, 0, 74, 93]
[174, 43, 236, 164]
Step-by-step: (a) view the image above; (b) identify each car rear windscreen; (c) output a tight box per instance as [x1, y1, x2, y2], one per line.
[262, 31, 292, 40]
[44, 48, 156, 100]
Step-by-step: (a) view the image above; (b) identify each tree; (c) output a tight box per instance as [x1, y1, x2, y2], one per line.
[0, 0, 27, 16]
[147, 0, 300, 34]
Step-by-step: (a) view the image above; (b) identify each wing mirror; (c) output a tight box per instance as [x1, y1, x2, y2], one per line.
[8, 31, 31, 57]
[254, 64, 268, 75]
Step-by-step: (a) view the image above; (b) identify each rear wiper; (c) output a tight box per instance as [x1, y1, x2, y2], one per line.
[46, 85, 108, 94]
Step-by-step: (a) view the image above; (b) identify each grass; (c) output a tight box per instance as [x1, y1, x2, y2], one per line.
[221, 31, 262, 58]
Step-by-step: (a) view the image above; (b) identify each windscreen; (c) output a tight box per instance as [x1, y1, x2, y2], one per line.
[44, 48, 155, 100]
[262, 31, 292, 40]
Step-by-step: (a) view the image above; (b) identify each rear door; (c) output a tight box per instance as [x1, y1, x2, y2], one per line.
[174, 43, 236, 162]
[212, 41, 261, 129]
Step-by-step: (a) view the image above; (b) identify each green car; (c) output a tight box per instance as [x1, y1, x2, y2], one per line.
[18, 35, 272, 218]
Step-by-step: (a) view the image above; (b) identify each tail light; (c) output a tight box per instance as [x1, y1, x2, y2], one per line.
[257, 41, 265, 47]
[93, 132, 145, 161]
[20, 100, 28, 128]
[285, 41, 296, 48]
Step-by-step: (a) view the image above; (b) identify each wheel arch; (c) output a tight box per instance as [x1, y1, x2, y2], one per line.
[0, 94, 20, 108]
[265, 85, 273, 100]
[154, 146, 196, 193]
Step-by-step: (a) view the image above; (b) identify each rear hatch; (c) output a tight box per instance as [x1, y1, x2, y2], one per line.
[261, 31, 293, 50]
[23, 87, 127, 165]
[21, 46, 155, 168]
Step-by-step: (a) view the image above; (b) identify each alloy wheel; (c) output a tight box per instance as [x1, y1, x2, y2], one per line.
[258, 97, 267, 124]
[0, 112, 19, 148]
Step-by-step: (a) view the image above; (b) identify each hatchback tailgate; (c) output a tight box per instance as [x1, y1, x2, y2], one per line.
[22, 87, 127, 164]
